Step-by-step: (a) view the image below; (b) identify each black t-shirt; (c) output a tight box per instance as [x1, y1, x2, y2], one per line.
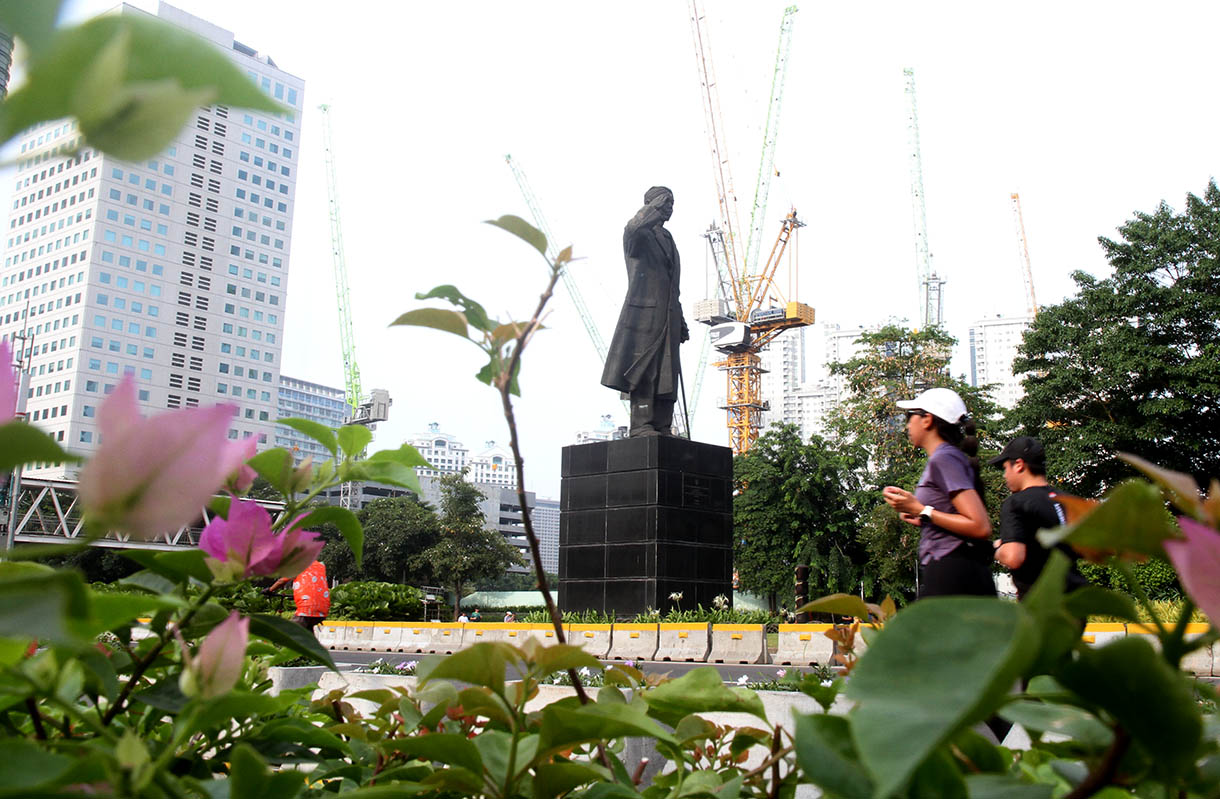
[999, 485, 1088, 597]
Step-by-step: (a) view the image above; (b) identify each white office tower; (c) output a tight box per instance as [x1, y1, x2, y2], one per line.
[532, 497, 560, 574]
[0, 4, 304, 478]
[409, 422, 469, 481]
[758, 327, 806, 432]
[276, 375, 346, 465]
[469, 441, 517, 487]
[969, 315, 1034, 409]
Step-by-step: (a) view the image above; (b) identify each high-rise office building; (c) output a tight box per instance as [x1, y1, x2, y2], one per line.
[0, 3, 304, 478]
[969, 314, 1033, 409]
[276, 375, 346, 465]
[758, 327, 806, 432]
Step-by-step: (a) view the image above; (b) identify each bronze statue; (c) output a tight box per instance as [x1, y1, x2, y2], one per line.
[600, 187, 689, 436]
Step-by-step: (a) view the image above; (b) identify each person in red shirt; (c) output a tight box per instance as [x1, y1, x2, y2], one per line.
[267, 560, 330, 633]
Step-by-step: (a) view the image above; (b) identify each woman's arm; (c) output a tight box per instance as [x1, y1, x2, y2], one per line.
[882, 486, 992, 539]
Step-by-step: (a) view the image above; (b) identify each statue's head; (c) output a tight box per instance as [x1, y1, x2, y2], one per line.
[644, 186, 674, 221]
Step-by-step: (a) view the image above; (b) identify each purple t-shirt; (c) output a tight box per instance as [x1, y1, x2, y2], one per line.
[915, 443, 977, 564]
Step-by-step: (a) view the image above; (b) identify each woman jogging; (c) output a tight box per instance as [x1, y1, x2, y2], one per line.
[881, 387, 994, 599]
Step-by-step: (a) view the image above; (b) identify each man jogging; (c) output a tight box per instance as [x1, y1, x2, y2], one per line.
[989, 437, 1087, 599]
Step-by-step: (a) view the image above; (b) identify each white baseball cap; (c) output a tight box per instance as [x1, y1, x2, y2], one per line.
[896, 387, 968, 424]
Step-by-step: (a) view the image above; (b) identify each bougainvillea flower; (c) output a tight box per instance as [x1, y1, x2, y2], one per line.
[200, 498, 278, 580]
[224, 437, 258, 495]
[1164, 517, 1220, 622]
[0, 339, 16, 422]
[180, 611, 248, 699]
[268, 524, 324, 578]
[78, 376, 241, 539]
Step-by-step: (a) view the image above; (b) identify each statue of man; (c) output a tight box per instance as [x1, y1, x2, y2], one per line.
[601, 186, 689, 436]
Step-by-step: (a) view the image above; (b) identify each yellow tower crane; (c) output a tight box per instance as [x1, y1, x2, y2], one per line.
[688, 2, 812, 455]
[1010, 192, 1039, 317]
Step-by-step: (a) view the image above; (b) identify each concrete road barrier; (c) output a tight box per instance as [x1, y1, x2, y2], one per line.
[515, 623, 562, 649]
[428, 624, 463, 655]
[773, 624, 835, 666]
[709, 624, 768, 664]
[655, 623, 711, 662]
[1128, 622, 1213, 676]
[369, 623, 405, 652]
[316, 621, 343, 649]
[607, 623, 658, 661]
[342, 622, 376, 651]
[396, 623, 440, 654]
[566, 624, 612, 658]
[1080, 623, 1125, 648]
[461, 623, 506, 648]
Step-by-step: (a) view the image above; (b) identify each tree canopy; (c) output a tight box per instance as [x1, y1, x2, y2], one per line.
[733, 424, 864, 610]
[1009, 181, 1220, 497]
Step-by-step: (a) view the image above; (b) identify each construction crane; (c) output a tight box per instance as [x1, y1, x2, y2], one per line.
[319, 104, 390, 509]
[688, 2, 813, 455]
[1010, 192, 1039, 317]
[903, 68, 945, 330]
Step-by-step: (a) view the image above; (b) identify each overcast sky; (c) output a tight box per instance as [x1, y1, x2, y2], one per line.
[46, 1, 1220, 497]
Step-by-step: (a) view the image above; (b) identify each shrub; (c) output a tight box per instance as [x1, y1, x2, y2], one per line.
[329, 581, 425, 621]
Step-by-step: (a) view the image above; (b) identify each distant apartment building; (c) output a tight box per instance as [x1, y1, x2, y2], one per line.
[409, 422, 469, 481]
[532, 497, 560, 574]
[1, 3, 304, 478]
[574, 414, 627, 445]
[468, 440, 517, 487]
[969, 314, 1033, 409]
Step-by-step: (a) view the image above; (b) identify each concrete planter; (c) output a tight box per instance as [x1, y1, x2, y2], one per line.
[267, 665, 328, 696]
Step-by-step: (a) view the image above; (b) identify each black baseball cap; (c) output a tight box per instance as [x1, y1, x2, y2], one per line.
[987, 436, 1046, 468]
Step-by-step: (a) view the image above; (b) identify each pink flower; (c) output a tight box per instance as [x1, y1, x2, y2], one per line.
[78, 376, 241, 539]
[1, 339, 16, 422]
[1164, 517, 1220, 622]
[200, 498, 323, 580]
[200, 498, 278, 581]
[181, 611, 248, 699]
[224, 437, 258, 494]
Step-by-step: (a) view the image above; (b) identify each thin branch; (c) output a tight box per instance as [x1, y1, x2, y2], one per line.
[496, 257, 593, 704]
[1062, 727, 1130, 799]
[25, 697, 47, 740]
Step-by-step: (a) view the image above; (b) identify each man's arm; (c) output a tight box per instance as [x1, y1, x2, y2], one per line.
[994, 496, 1027, 569]
[995, 541, 1026, 569]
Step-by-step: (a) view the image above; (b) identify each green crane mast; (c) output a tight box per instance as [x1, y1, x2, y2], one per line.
[319, 103, 361, 417]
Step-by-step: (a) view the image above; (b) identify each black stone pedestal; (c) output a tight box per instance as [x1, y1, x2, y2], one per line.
[558, 436, 733, 618]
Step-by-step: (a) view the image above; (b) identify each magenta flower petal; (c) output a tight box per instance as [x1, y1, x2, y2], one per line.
[224, 438, 258, 494]
[270, 527, 324, 578]
[193, 612, 249, 699]
[1165, 517, 1220, 623]
[0, 339, 16, 422]
[200, 499, 277, 580]
[79, 375, 238, 539]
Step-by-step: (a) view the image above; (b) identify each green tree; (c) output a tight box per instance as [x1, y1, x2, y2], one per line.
[358, 496, 441, 585]
[420, 473, 526, 619]
[1010, 181, 1220, 497]
[827, 324, 1002, 599]
[733, 424, 864, 610]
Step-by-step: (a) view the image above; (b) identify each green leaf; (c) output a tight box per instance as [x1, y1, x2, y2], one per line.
[79, 647, 119, 704]
[0, 1, 67, 54]
[347, 459, 423, 496]
[367, 443, 431, 469]
[534, 762, 610, 799]
[0, 421, 82, 471]
[1037, 479, 1179, 558]
[292, 506, 363, 568]
[797, 592, 872, 620]
[247, 614, 336, 671]
[247, 448, 295, 495]
[132, 679, 188, 713]
[384, 734, 482, 774]
[0, 738, 74, 792]
[414, 284, 493, 332]
[119, 569, 176, 596]
[907, 748, 967, 799]
[1118, 453, 1203, 518]
[337, 424, 373, 458]
[792, 713, 873, 799]
[419, 642, 511, 694]
[277, 418, 338, 458]
[474, 729, 535, 788]
[87, 591, 181, 635]
[0, 14, 282, 155]
[0, 566, 90, 645]
[1019, 552, 1079, 675]
[964, 775, 1053, 799]
[539, 699, 677, 754]
[532, 643, 603, 678]
[949, 728, 1006, 774]
[120, 548, 213, 585]
[846, 597, 1038, 799]
[486, 215, 548, 257]
[228, 743, 305, 799]
[390, 308, 470, 339]
[998, 701, 1114, 748]
[196, 691, 291, 729]
[642, 667, 767, 726]
[1056, 636, 1202, 778]
[1063, 586, 1140, 622]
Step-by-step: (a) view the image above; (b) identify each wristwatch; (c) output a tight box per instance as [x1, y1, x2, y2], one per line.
[919, 505, 934, 520]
